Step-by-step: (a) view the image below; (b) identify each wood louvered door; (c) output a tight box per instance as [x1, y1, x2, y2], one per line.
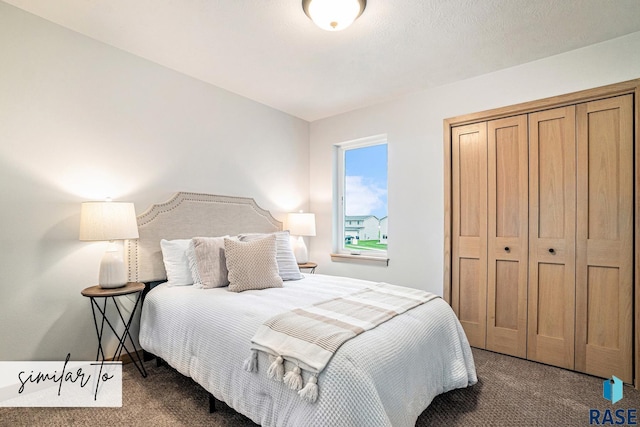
[527, 106, 576, 369]
[575, 95, 634, 383]
[451, 122, 488, 349]
[486, 115, 529, 358]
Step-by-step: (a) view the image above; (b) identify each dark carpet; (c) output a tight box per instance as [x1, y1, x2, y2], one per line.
[1, 348, 638, 426]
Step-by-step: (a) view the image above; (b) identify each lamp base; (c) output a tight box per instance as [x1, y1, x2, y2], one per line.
[293, 236, 309, 264]
[98, 244, 127, 288]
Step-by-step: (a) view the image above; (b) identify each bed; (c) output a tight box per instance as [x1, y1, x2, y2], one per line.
[129, 192, 477, 427]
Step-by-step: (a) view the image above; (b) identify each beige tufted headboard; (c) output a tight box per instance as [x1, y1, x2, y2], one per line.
[126, 192, 282, 283]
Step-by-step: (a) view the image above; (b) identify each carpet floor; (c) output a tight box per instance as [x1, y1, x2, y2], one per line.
[1, 348, 638, 426]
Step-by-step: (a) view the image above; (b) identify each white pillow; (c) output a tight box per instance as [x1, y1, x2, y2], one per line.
[225, 235, 283, 292]
[160, 239, 193, 286]
[238, 231, 303, 280]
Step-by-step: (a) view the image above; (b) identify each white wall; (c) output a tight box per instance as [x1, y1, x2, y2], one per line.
[309, 32, 640, 294]
[4, 2, 640, 363]
[0, 3, 309, 361]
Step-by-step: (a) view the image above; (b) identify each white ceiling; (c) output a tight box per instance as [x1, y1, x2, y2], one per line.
[5, 0, 640, 121]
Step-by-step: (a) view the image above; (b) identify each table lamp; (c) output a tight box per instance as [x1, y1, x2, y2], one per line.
[287, 212, 316, 264]
[79, 200, 139, 288]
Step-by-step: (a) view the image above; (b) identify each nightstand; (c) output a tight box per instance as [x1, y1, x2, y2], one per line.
[298, 262, 317, 274]
[81, 282, 147, 378]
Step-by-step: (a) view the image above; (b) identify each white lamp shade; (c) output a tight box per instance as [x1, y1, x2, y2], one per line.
[80, 201, 138, 288]
[79, 202, 139, 241]
[304, 0, 364, 31]
[287, 212, 316, 237]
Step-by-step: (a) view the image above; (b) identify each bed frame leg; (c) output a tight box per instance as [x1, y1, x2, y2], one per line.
[209, 393, 217, 413]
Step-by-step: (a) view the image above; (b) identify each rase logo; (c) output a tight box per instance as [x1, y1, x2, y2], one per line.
[589, 376, 637, 425]
[604, 376, 624, 404]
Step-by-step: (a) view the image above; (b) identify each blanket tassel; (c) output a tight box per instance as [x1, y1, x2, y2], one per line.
[243, 350, 258, 372]
[298, 375, 318, 403]
[283, 366, 303, 391]
[267, 356, 284, 381]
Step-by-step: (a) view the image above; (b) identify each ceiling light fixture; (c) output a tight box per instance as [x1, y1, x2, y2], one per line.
[302, 0, 367, 31]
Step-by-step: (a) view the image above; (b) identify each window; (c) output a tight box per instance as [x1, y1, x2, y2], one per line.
[333, 135, 388, 259]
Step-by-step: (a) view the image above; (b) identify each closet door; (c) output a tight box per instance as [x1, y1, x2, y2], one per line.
[575, 95, 634, 383]
[528, 106, 576, 369]
[451, 123, 488, 348]
[486, 115, 528, 358]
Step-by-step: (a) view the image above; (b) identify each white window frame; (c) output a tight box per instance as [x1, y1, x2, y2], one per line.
[332, 134, 388, 263]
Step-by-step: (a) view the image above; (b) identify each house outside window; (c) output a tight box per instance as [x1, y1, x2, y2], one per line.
[333, 135, 388, 258]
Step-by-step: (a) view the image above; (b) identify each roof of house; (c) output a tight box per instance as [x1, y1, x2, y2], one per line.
[345, 215, 379, 221]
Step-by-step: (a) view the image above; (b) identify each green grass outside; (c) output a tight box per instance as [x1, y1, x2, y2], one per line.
[345, 239, 387, 251]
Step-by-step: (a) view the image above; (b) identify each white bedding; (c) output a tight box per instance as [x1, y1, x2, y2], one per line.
[139, 274, 477, 427]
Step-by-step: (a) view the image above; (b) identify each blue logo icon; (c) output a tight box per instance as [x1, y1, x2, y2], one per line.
[603, 375, 623, 404]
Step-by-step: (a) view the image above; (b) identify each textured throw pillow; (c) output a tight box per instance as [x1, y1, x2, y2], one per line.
[187, 236, 230, 289]
[225, 235, 283, 292]
[185, 241, 202, 285]
[238, 231, 303, 280]
[160, 239, 193, 286]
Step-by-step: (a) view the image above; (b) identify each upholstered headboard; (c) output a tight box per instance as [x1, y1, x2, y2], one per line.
[126, 192, 282, 282]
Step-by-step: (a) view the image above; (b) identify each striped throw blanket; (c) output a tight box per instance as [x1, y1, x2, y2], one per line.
[243, 283, 440, 402]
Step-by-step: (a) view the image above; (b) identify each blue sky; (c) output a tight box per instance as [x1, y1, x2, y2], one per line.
[345, 144, 388, 218]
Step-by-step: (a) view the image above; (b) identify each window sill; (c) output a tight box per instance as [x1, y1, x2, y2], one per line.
[330, 253, 389, 266]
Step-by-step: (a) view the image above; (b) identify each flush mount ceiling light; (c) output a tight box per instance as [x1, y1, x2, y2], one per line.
[302, 0, 367, 31]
